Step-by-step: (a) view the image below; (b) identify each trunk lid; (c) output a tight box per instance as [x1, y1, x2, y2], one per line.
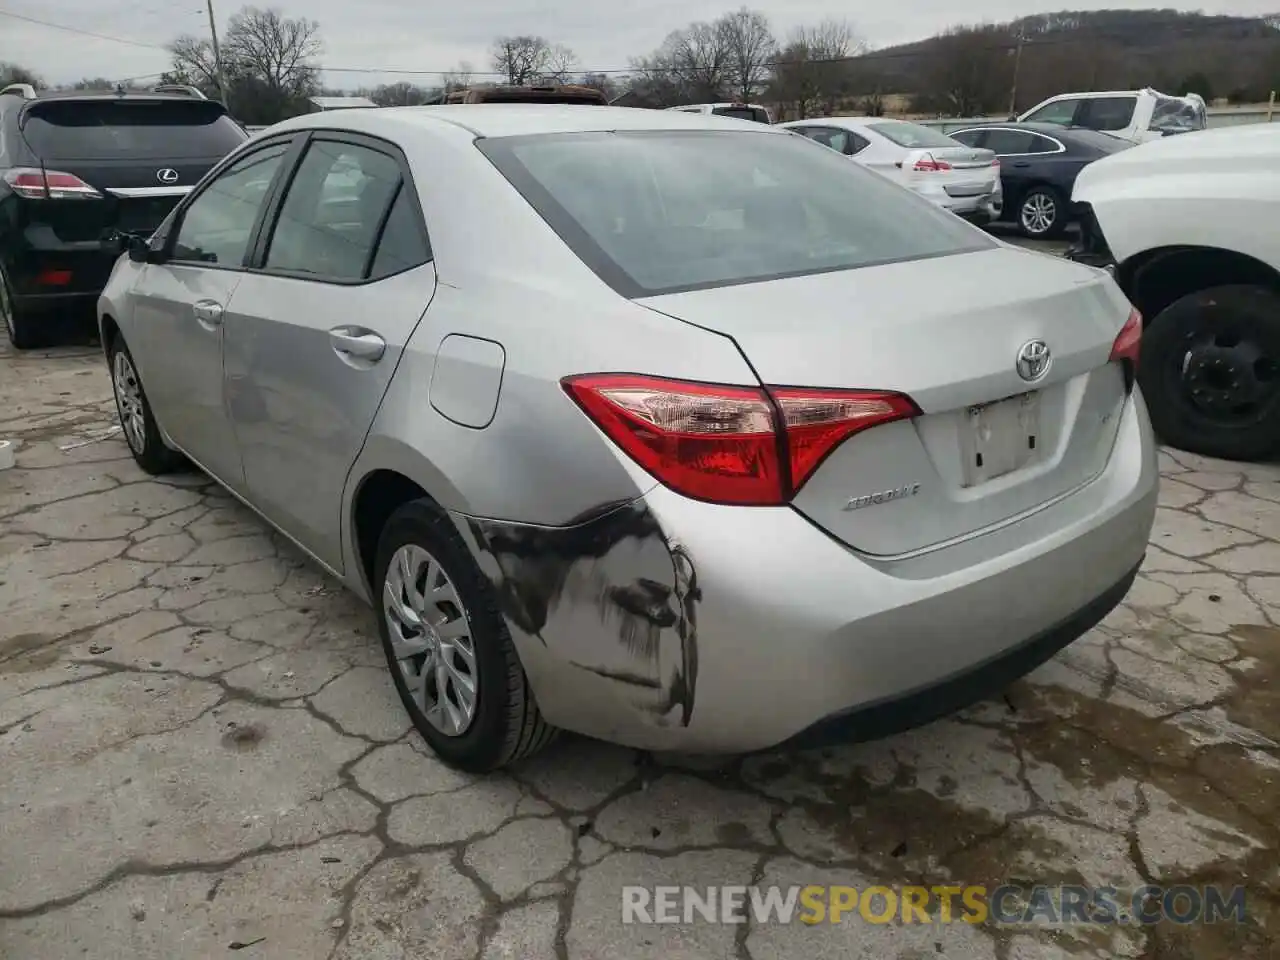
[638, 246, 1132, 556]
[900, 146, 1000, 198]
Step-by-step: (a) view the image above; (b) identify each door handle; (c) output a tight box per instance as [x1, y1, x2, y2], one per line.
[1013, 162, 1031, 168]
[192, 299, 223, 325]
[329, 327, 386, 363]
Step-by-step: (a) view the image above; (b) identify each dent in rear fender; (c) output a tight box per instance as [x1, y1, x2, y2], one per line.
[457, 499, 701, 729]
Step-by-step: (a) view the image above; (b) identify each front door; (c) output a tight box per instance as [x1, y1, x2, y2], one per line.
[132, 140, 293, 490]
[223, 134, 436, 569]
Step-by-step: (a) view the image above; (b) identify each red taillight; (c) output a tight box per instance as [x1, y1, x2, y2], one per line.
[991, 158, 1001, 168]
[913, 154, 952, 172]
[35, 268, 72, 286]
[561, 373, 919, 506]
[2, 167, 102, 200]
[1110, 307, 1143, 371]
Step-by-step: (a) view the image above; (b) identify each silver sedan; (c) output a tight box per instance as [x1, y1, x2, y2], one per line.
[98, 105, 1159, 771]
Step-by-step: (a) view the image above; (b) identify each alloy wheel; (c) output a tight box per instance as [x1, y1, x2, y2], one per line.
[112, 350, 147, 455]
[1020, 192, 1057, 236]
[383, 543, 479, 737]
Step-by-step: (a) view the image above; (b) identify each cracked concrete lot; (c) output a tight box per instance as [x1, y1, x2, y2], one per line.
[1, 334, 1278, 960]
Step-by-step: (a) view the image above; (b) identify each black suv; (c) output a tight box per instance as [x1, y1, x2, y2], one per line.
[1, 84, 248, 348]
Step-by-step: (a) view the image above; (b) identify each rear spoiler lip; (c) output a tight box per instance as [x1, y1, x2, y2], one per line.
[17, 95, 229, 131]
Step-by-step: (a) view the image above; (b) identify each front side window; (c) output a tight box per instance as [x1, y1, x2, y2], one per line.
[1023, 99, 1080, 126]
[172, 142, 289, 265]
[479, 129, 993, 297]
[264, 139, 402, 280]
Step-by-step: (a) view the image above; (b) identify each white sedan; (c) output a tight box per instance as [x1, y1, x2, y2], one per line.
[780, 117, 1002, 225]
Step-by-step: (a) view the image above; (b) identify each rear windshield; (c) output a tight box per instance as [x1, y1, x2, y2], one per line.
[478, 130, 992, 297]
[866, 121, 962, 149]
[713, 106, 770, 124]
[21, 99, 247, 160]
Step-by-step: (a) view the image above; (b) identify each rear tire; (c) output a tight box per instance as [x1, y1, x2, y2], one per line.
[107, 334, 185, 474]
[1017, 185, 1067, 239]
[1, 272, 47, 351]
[373, 499, 556, 772]
[1138, 283, 1280, 462]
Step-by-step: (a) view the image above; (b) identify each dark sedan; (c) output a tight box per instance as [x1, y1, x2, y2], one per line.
[948, 122, 1132, 239]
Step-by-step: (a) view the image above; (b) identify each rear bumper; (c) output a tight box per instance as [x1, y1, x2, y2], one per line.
[458, 388, 1159, 754]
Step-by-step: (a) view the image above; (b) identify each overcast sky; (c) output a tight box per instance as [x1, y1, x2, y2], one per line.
[2, 0, 1277, 88]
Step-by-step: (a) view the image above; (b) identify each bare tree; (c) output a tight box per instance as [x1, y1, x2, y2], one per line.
[0, 62, 45, 88]
[542, 44, 578, 83]
[166, 35, 222, 94]
[580, 72, 619, 100]
[442, 61, 474, 94]
[719, 8, 776, 102]
[223, 7, 322, 98]
[917, 26, 1011, 116]
[491, 36, 552, 85]
[772, 19, 863, 118]
[370, 81, 429, 106]
[664, 21, 734, 101]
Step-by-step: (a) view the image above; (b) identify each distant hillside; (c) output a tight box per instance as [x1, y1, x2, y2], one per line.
[855, 8, 1280, 113]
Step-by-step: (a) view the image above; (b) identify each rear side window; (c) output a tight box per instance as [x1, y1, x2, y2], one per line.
[949, 130, 985, 148]
[1079, 96, 1137, 132]
[369, 185, 431, 278]
[265, 140, 402, 280]
[981, 130, 1039, 155]
[21, 100, 247, 160]
[866, 121, 962, 149]
[713, 106, 770, 124]
[480, 129, 992, 297]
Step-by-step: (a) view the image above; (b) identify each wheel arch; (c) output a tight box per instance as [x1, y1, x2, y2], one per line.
[1118, 246, 1280, 326]
[344, 436, 470, 602]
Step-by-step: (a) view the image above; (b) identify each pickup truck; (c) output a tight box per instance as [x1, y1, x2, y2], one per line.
[1019, 88, 1206, 145]
[1067, 123, 1280, 461]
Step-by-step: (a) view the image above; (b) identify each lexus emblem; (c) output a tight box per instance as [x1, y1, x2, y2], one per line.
[156, 168, 179, 184]
[1016, 340, 1052, 382]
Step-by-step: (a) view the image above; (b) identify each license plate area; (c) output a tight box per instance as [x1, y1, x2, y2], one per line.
[960, 391, 1042, 486]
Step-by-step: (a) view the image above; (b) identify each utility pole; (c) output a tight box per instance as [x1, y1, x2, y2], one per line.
[1007, 35, 1024, 119]
[206, 0, 229, 105]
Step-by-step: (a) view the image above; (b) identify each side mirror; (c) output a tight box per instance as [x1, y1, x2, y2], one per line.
[127, 233, 168, 264]
[126, 234, 149, 262]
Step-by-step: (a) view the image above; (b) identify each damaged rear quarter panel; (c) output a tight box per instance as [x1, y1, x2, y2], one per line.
[456, 499, 700, 733]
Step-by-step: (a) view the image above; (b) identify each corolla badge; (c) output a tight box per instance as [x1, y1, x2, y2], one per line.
[1016, 339, 1052, 382]
[842, 482, 921, 511]
[156, 168, 180, 184]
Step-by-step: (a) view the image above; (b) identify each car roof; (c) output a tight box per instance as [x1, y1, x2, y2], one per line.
[267, 103, 790, 140]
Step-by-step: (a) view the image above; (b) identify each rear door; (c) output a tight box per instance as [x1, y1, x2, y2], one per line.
[222, 132, 436, 569]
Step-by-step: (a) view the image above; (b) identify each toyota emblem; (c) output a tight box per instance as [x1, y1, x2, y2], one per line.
[156, 168, 179, 184]
[1016, 340, 1052, 382]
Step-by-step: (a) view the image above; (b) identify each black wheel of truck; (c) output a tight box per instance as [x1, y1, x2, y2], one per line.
[1138, 283, 1280, 462]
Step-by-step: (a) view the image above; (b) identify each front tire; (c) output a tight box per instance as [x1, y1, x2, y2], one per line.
[1017, 185, 1067, 239]
[107, 335, 185, 474]
[374, 499, 555, 772]
[1138, 284, 1280, 462]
